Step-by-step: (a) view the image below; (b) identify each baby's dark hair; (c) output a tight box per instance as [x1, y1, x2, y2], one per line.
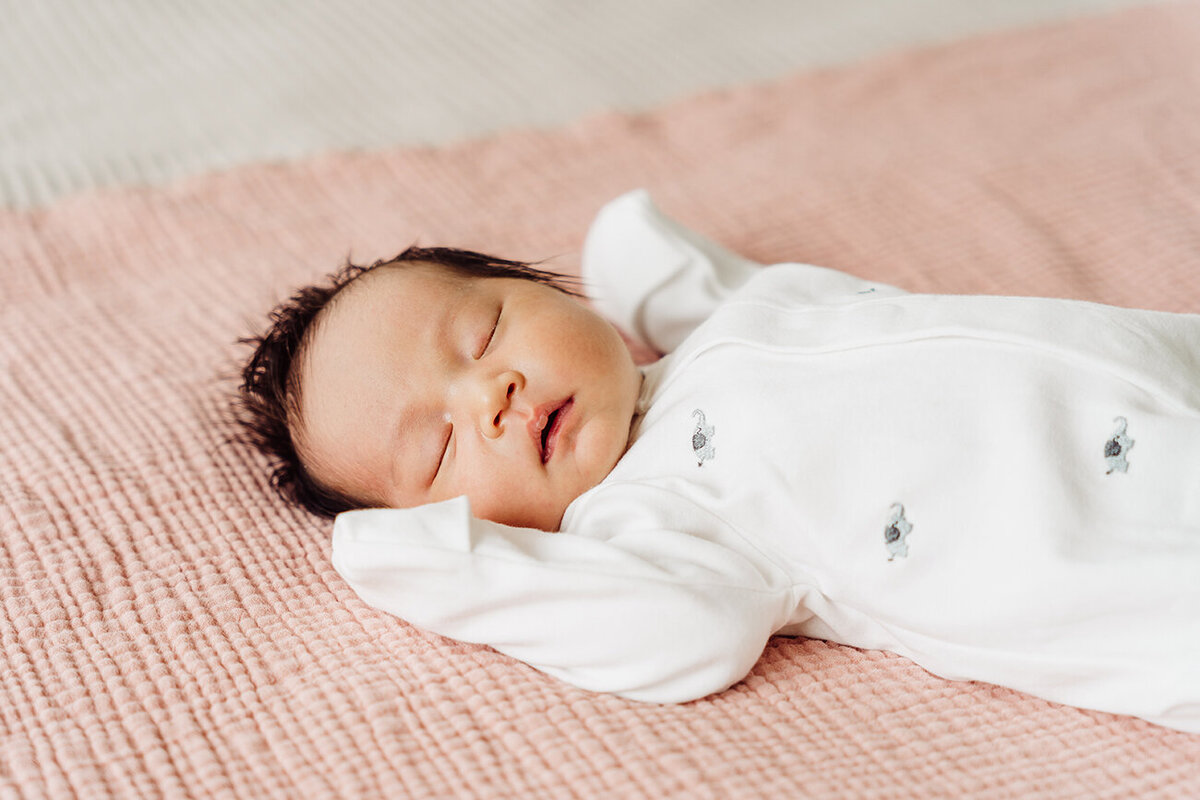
[237, 246, 578, 519]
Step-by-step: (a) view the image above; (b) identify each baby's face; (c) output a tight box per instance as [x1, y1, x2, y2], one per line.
[296, 263, 643, 530]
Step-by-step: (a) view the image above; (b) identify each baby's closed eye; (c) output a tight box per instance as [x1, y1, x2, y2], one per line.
[476, 307, 501, 359]
[430, 422, 452, 486]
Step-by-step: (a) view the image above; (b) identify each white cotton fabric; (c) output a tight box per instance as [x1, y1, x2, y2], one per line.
[333, 190, 1200, 731]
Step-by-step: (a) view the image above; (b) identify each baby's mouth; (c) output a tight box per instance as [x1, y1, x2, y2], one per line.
[533, 398, 573, 463]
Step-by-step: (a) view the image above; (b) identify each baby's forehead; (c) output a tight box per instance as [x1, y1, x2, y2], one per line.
[315, 264, 441, 344]
[303, 261, 508, 394]
[294, 267, 454, 470]
[318, 263, 467, 331]
[339, 260, 464, 301]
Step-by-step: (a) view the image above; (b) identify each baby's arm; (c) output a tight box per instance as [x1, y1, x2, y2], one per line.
[582, 189, 906, 353]
[332, 497, 788, 703]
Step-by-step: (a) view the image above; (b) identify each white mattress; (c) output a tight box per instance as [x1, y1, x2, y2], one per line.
[0, 0, 1162, 208]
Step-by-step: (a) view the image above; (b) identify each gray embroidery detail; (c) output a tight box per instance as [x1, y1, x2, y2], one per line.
[1104, 416, 1133, 474]
[856, 287, 877, 294]
[691, 409, 715, 466]
[884, 503, 912, 561]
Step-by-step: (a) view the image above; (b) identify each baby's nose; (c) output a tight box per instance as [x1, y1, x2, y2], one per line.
[475, 370, 524, 439]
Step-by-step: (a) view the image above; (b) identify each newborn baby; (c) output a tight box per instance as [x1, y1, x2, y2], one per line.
[294, 243, 641, 533]
[240, 190, 1200, 732]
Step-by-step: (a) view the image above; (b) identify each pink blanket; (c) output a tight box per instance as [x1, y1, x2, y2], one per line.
[3, 4, 1199, 797]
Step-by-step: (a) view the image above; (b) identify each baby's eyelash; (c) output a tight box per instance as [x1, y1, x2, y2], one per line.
[477, 307, 501, 359]
[431, 425, 452, 485]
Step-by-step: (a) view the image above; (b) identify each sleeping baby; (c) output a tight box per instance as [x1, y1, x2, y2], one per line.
[239, 190, 1200, 732]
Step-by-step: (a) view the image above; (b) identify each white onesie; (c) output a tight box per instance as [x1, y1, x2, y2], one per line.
[333, 190, 1200, 732]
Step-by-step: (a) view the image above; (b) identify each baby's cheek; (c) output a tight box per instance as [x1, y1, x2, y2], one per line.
[577, 419, 626, 481]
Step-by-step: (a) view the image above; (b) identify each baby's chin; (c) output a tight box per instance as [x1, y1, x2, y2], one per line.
[482, 495, 571, 532]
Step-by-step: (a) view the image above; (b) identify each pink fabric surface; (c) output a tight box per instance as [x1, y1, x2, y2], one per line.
[3, 4, 1200, 797]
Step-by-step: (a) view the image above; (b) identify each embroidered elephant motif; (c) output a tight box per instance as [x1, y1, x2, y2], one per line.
[1104, 416, 1133, 474]
[884, 503, 912, 561]
[691, 409, 715, 466]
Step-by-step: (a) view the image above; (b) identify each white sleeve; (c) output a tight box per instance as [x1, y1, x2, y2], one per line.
[581, 189, 907, 353]
[331, 496, 788, 703]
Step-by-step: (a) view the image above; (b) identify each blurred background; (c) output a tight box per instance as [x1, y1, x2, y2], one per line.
[0, 0, 1162, 209]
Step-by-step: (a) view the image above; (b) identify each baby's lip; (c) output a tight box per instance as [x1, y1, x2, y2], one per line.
[529, 397, 573, 463]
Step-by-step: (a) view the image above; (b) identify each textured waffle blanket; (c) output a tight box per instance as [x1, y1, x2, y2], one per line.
[2, 4, 1199, 798]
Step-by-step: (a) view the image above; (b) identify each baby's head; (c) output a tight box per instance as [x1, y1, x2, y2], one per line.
[239, 248, 643, 531]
